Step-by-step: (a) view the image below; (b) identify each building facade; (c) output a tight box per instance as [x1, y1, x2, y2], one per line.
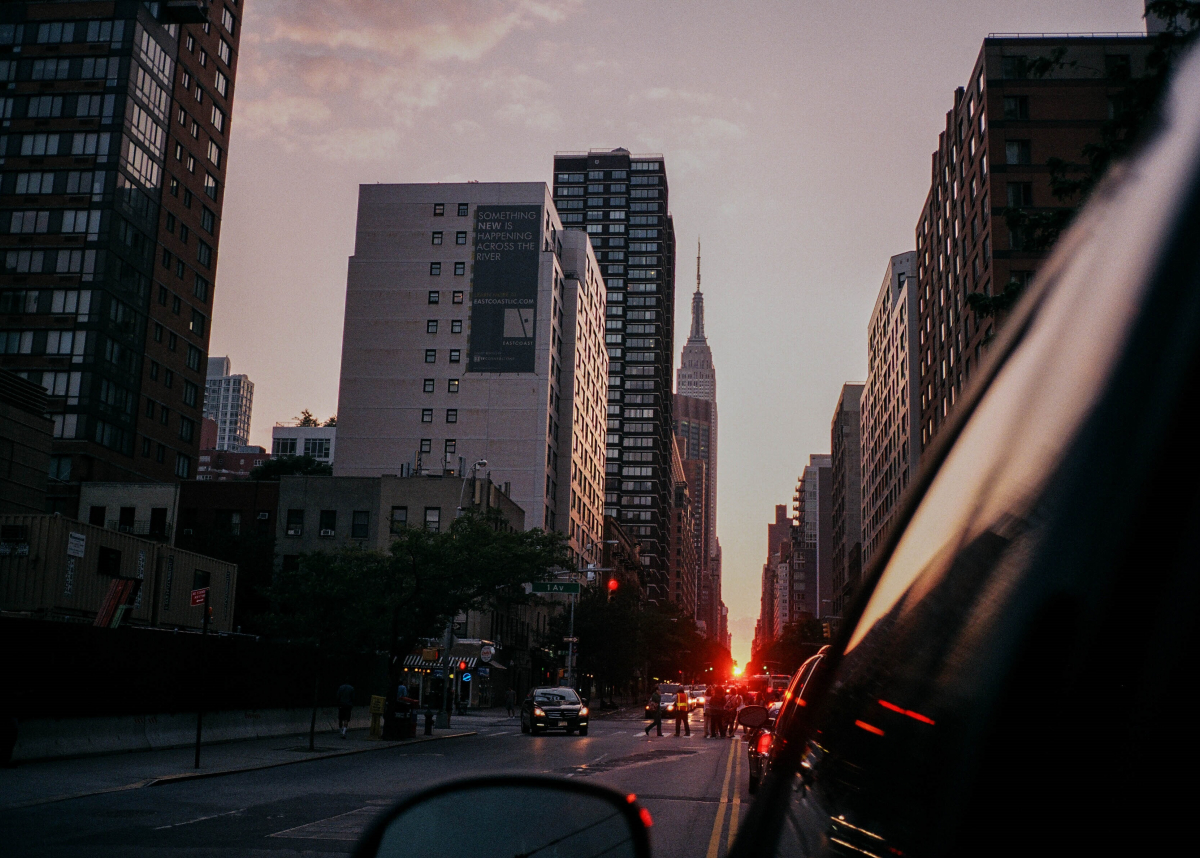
[334, 183, 607, 565]
[667, 435, 697, 616]
[758, 503, 791, 644]
[861, 252, 920, 574]
[829, 383, 862, 619]
[674, 242, 722, 638]
[203, 355, 252, 450]
[552, 149, 677, 599]
[272, 423, 335, 465]
[0, 1, 241, 513]
[0, 367, 52, 513]
[792, 454, 832, 621]
[916, 35, 1151, 456]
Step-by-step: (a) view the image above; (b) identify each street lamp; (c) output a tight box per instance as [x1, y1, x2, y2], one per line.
[456, 459, 488, 516]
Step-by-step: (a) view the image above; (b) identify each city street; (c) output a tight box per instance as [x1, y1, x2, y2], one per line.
[1, 710, 750, 858]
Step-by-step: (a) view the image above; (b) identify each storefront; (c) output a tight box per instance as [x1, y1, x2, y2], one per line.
[399, 640, 505, 710]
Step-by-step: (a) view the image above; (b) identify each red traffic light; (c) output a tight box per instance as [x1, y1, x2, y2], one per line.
[607, 578, 619, 592]
[458, 660, 467, 671]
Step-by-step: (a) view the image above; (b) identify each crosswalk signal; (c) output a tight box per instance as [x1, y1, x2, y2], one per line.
[458, 660, 467, 671]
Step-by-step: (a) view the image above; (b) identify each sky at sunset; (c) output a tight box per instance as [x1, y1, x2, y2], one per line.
[211, 0, 1150, 667]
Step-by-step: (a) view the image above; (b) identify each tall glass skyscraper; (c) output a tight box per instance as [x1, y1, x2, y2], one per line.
[552, 149, 676, 600]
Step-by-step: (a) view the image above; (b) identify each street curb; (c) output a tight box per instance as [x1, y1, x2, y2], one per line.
[146, 731, 477, 787]
[5, 731, 477, 810]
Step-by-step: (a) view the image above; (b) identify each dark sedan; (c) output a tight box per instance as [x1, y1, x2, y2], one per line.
[746, 701, 781, 793]
[520, 687, 589, 736]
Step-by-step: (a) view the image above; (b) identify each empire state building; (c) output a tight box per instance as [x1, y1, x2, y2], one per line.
[675, 242, 725, 646]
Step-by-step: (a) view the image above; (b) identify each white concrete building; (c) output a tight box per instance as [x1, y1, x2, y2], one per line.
[272, 424, 336, 466]
[334, 183, 608, 563]
[203, 357, 254, 451]
[860, 252, 920, 568]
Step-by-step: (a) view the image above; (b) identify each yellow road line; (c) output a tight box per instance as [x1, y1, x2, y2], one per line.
[727, 742, 741, 850]
[705, 739, 738, 858]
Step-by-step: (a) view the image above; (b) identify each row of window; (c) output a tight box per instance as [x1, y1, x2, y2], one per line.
[284, 506, 442, 537]
[431, 230, 468, 245]
[428, 261, 465, 276]
[421, 408, 459, 423]
[432, 203, 470, 217]
[427, 290, 464, 304]
[425, 319, 463, 334]
[424, 349, 461, 363]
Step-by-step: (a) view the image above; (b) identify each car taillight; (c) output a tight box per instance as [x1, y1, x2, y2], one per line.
[756, 731, 773, 755]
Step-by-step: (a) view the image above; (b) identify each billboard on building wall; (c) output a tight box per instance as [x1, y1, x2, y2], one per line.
[468, 205, 542, 373]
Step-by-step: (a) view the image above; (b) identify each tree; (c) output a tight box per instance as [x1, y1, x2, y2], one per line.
[977, 3, 1200, 323]
[248, 455, 333, 480]
[263, 508, 571, 739]
[323, 414, 337, 427]
[294, 409, 320, 427]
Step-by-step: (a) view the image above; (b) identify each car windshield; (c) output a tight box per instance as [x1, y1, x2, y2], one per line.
[658, 685, 681, 694]
[533, 690, 579, 704]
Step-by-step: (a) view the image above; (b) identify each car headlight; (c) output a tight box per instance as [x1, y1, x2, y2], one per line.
[666, 704, 675, 711]
[533, 707, 546, 717]
[579, 707, 588, 717]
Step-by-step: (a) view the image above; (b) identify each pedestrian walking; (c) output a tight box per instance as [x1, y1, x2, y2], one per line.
[674, 690, 691, 737]
[644, 689, 663, 737]
[724, 689, 739, 739]
[505, 688, 516, 718]
[703, 686, 715, 737]
[710, 687, 727, 737]
[336, 679, 355, 738]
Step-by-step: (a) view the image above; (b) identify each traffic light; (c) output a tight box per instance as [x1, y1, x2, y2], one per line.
[607, 578, 619, 591]
[458, 660, 467, 671]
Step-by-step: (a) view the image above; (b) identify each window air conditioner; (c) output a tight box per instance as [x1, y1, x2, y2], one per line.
[319, 529, 335, 537]
[257, 512, 269, 520]
[286, 527, 301, 536]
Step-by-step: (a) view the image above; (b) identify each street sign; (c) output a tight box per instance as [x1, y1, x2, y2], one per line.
[563, 636, 578, 643]
[462, 672, 472, 683]
[480, 644, 495, 663]
[530, 582, 580, 594]
[190, 587, 209, 607]
[67, 532, 86, 558]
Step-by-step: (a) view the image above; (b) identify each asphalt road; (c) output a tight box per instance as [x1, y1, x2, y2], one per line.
[2, 710, 752, 857]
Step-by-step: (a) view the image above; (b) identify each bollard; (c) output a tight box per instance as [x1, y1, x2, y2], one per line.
[424, 709, 434, 735]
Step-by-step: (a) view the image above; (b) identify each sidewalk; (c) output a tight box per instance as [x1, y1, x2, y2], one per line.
[0, 727, 474, 811]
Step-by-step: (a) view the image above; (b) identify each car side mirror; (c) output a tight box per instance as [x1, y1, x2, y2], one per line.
[737, 705, 770, 728]
[353, 775, 653, 858]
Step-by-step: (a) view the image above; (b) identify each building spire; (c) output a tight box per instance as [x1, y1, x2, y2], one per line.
[689, 238, 706, 343]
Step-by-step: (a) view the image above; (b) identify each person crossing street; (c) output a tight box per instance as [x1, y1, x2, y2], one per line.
[644, 689, 663, 737]
[673, 689, 691, 736]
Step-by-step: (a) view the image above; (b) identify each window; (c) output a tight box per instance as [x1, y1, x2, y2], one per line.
[425, 349, 437, 363]
[186, 154, 196, 173]
[179, 417, 195, 442]
[211, 105, 225, 133]
[319, 510, 336, 536]
[190, 309, 207, 336]
[1002, 96, 1029, 120]
[444, 439, 456, 455]
[424, 508, 441, 532]
[446, 409, 458, 423]
[451, 320, 462, 334]
[1105, 54, 1131, 80]
[430, 262, 441, 275]
[304, 438, 330, 459]
[218, 38, 232, 65]
[1005, 140, 1031, 165]
[452, 290, 464, 304]
[187, 345, 202, 371]
[200, 207, 215, 234]
[432, 231, 443, 245]
[183, 381, 198, 407]
[433, 203, 445, 216]
[457, 203, 469, 216]
[422, 409, 433, 422]
[351, 511, 369, 539]
[449, 349, 461, 363]
[427, 320, 439, 334]
[214, 69, 229, 98]
[390, 507, 408, 533]
[204, 172, 219, 201]
[428, 291, 440, 304]
[1001, 55, 1027, 80]
[454, 262, 465, 276]
[274, 437, 297, 456]
[448, 379, 460, 393]
[207, 140, 222, 167]
[175, 455, 192, 479]
[420, 438, 432, 453]
[423, 378, 436, 393]
[1006, 182, 1033, 207]
[222, 6, 237, 35]
[455, 231, 467, 245]
[197, 241, 213, 268]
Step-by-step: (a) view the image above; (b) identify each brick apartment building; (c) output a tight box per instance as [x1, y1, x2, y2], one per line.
[916, 33, 1152, 455]
[0, 1, 241, 513]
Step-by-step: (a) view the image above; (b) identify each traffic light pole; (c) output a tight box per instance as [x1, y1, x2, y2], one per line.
[194, 589, 210, 769]
[566, 593, 576, 689]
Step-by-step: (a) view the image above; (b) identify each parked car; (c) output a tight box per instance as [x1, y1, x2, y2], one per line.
[520, 687, 588, 736]
[357, 38, 1200, 858]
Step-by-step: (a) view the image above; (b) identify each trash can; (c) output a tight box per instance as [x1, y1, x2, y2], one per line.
[384, 700, 417, 740]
